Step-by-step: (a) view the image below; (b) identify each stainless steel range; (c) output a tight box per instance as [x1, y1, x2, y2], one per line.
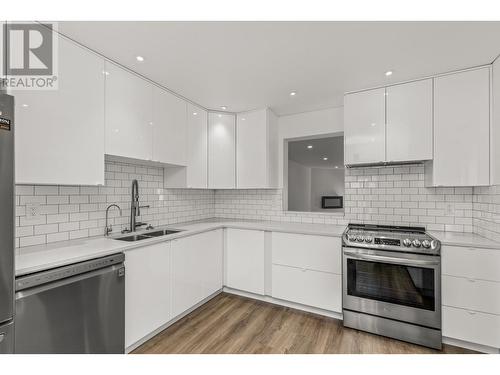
[342, 223, 442, 349]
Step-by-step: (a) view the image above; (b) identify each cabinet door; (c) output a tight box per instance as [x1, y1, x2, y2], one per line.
[443, 306, 500, 348]
[272, 264, 342, 312]
[14, 35, 105, 185]
[187, 104, 208, 188]
[271, 233, 341, 274]
[105, 62, 153, 161]
[386, 79, 433, 162]
[152, 87, 187, 165]
[432, 68, 490, 186]
[225, 229, 265, 295]
[237, 110, 268, 188]
[208, 113, 236, 188]
[171, 230, 223, 317]
[171, 236, 201, 318]
[492, 57, 500, 185]
[198, 229, 223, 298]
[125, 242, 171, 348]
[344, 88, 386, 165]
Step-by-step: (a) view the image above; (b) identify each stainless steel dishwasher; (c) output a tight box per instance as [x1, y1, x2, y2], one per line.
[14, 253, 125, 354]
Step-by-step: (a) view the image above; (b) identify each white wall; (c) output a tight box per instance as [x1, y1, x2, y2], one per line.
[278, 107, 344, 187]
[288, 160, 311, 212]
[310, 168, 345, 212]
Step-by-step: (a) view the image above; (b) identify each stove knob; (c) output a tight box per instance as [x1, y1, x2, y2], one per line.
[422, 240, 431, 249]
[431, 240, 439, 250]
[403, 238, 412, 247]
[364, 236, 372, 243]
[356, 236, 364, 242]
[412, 239, 422, 248]
[347, 234, 355, 241]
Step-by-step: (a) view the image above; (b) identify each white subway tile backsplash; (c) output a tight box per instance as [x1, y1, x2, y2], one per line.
[473, 185, 500, 242]
[16, 158, 215, 248]
[15, 159, 498, 248]
[214, 164, 474, 231]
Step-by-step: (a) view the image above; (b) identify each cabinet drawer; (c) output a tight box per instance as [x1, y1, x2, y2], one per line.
[443, 276, 500, 315]
[271, 264, 341, 312]
[271, 233, 341, 274]
[442, 245, 500, 282]
[443, 306, 500, 348]
[226, 229, 265, 295]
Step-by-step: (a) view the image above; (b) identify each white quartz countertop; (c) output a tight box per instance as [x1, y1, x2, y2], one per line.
[15, 219, 346, 276]
[15, 219, 500, 276]
[429, 230, 500, 250]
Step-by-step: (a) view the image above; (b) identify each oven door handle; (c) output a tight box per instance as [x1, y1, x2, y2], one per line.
[343, 249, 440, 267]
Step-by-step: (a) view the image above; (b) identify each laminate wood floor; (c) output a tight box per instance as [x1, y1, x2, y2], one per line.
[133, 293, 477, 354]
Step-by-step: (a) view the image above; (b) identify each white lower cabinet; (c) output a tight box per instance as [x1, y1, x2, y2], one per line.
[125, 242, 171, 348]
[225, 229, 265, 295]
[272, 264, 341, 312]
[443, 276, 500, 315]
[441, 244, 500, 349]
[443, 306, 500, 348]
[171, 230, 223, 318]
[271, 232, 342, 312]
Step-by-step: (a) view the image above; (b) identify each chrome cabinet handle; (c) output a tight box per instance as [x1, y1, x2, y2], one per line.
[0, 333, 5, 343]
[343, 249, 440, 267]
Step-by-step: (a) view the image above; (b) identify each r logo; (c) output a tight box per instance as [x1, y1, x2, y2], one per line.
[4, 23, 53, 76]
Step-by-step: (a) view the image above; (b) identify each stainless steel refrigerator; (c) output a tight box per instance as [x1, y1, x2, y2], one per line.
[0, 93, 14, 354]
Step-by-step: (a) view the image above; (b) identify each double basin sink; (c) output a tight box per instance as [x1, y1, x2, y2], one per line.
[114, 229, 182, 242]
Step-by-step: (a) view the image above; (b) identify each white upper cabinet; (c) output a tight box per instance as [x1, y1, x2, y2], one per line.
[386, 79, 433, 162]
[105, 61, 153, 161]
[208, 112, 236, 189]
[163, 104, 208, 188]
[186, 104, 208, 188]
[152, 87, 187, 165]
[427, 68, 490, 186]
[492, 58, 500, 185]
[14, 34, 105, 185]
[236, 109, 279, 188]
[344, 88, 386, 165]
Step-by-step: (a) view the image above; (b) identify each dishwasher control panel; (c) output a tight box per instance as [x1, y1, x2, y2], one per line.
[16, 253, 125, 291]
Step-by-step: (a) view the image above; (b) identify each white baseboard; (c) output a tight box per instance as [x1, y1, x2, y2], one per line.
[223, 287, 343, 320]
[442, 337, 500, 354]
[125, 289, 223, 353]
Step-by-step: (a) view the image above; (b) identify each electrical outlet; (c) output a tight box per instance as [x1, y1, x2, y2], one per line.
[26, 203, 40, 220]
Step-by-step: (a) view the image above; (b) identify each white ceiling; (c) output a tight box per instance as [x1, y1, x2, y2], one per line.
[58, 21, 500, 116]
[288, 136, 344, 169]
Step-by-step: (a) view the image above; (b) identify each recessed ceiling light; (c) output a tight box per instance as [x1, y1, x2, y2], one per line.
[334, 166, 339, 169]
[218, 114, 222, 118]
[307, 145, 313, 149]
[193, 112, 198, 116]
[323, 157, 328, 161]
[385, 70, 393, 77]
[289, 91, 297, 96]
[220, 106, 227, 110]
[241, 118, 246, 121]
[21, 104, 29, 108]
[136, 56, 145, 62]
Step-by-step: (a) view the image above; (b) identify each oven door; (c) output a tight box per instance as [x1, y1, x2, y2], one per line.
[343, 247, 441, 329]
